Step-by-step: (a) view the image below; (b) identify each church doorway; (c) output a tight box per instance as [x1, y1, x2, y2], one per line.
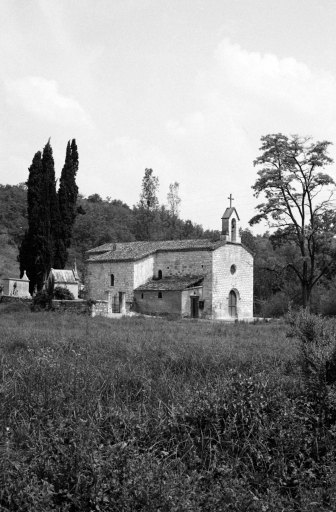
[190, 296, 199, 318]
[228, 290, 237, 317]
[111, 292, 126, 313]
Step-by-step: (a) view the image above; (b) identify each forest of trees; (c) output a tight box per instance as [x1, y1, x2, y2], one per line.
[2, 133, 336, 316]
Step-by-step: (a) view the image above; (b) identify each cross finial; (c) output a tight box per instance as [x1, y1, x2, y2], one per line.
[228, 193, 234, 208]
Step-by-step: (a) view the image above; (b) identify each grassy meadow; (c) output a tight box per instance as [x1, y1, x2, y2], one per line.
[1, 302, 336, 511]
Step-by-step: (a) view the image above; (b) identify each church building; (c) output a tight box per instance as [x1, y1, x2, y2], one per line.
[86, 202, 253, 320]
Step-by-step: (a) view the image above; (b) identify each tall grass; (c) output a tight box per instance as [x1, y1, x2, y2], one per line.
[0, 304, 335, 511]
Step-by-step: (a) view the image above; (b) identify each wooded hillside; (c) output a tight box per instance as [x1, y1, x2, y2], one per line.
[2, 183, 336, 316]
[0, 183, 217, 282]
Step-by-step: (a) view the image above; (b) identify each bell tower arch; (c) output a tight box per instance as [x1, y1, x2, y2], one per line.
[220, 194, 240, 243]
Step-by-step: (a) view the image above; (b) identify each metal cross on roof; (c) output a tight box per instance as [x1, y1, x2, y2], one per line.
[228, 193, 234, 208]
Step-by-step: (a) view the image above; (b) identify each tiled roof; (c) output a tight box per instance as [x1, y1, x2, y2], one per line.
[135, 275, 204, 292]
[87, 239, 226, 262]
[51, 269, 78, 284]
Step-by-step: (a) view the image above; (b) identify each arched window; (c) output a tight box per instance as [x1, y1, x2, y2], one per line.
[110, 274, 114, 286]
[228, 290, 237, 317]
[231, 218, 236, 243]
[158, 269, 162, 279]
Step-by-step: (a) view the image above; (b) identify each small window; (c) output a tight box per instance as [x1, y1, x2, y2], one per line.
[110, 274, 114, 286]
[141, 293, 144, 299]
[230, 264, 236, 275]
[158, 270, 162, 279]
[158, 291, 162, 299]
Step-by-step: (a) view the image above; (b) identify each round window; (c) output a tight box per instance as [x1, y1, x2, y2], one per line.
[230, 264, 236, 274]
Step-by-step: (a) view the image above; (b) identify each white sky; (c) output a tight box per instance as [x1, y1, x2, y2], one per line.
[1, 0, 336, 232]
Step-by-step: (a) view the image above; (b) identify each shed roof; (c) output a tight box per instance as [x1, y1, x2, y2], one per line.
[87, 239, 226, 262]
[135, 275, 204, 292]
[50, 269, 78, 284]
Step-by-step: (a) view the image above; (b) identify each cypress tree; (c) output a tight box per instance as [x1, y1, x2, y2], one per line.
[19, 141, 61, 293]
[57, 139, 79, 267]
[43, 140, 62, 270]
[19, 151, 43, 294]
[20, 139, 79, 293]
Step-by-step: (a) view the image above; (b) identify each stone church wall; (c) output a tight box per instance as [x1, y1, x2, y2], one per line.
[212, 244, 253, 319]
[134, 289, 181, 316]
[154, 250, 213, 317]
[133, 256, 154, 288]
[86, 261, 135, 305]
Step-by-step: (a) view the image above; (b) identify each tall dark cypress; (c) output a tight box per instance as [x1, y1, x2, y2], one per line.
[57, 139, 79, 267]
[19, 151, 43, 294]
[19, 141, 61, 293]
[38, 140, 59, 288]
[20, 139, 79, 293]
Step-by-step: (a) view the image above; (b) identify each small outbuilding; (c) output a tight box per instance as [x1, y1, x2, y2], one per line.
[2, 271, 30, 298]
[48, 268, 80, 299]
[134, 276, 204, 317]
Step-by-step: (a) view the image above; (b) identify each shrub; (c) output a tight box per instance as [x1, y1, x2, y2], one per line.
[53, 286, 75, 300]
[260, 292, 290, 318]
[31, 290, 53, 311]
[286, 308, 336, 425]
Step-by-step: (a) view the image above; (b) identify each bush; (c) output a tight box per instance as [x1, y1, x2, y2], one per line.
[260, 292, 290, 318]
[286, 308, 336, 425]
[53, 286, 75, 300]
[31, 290, 53, 311]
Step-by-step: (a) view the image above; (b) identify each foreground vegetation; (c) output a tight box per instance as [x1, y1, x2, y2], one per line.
[1, 304, 336, 511]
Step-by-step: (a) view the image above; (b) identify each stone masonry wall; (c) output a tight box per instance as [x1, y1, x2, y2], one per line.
[154, 250, 213, 317]
[134, 290, 181, 316]
[52, 300, 89, 314]
[0, 295, 32, 304]
[181, 286, 204, 317]
[86, 261, 135, 305]
[133, 256, 154, 289]
[91, 300, 109, 317]
[212, 244, 253, 319]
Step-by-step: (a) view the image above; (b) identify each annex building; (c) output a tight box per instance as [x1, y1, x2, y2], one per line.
[86, 205, 253, 320]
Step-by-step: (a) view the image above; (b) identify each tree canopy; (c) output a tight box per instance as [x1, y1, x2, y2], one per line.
[250, 133, 336, 308]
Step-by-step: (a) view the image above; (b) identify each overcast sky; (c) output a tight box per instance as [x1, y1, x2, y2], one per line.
[1, 0, 336, 232]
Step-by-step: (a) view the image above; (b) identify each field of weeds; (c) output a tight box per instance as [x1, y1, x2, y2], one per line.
[1, 302, 336, 511]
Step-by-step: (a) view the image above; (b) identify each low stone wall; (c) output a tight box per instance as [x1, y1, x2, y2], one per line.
[91, 300, 109, 317]
[51, 299, 89, 314]
[0, 295, 32, 304]
[1, 295, 111, 318]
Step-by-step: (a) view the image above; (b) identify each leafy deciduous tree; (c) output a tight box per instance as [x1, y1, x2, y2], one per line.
[250, 133, 336, 309]
[136, 168, 160, 240]
[167, 182, 181, 218]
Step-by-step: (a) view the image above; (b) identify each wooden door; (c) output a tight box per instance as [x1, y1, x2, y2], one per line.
[190, 296, 199, 318]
